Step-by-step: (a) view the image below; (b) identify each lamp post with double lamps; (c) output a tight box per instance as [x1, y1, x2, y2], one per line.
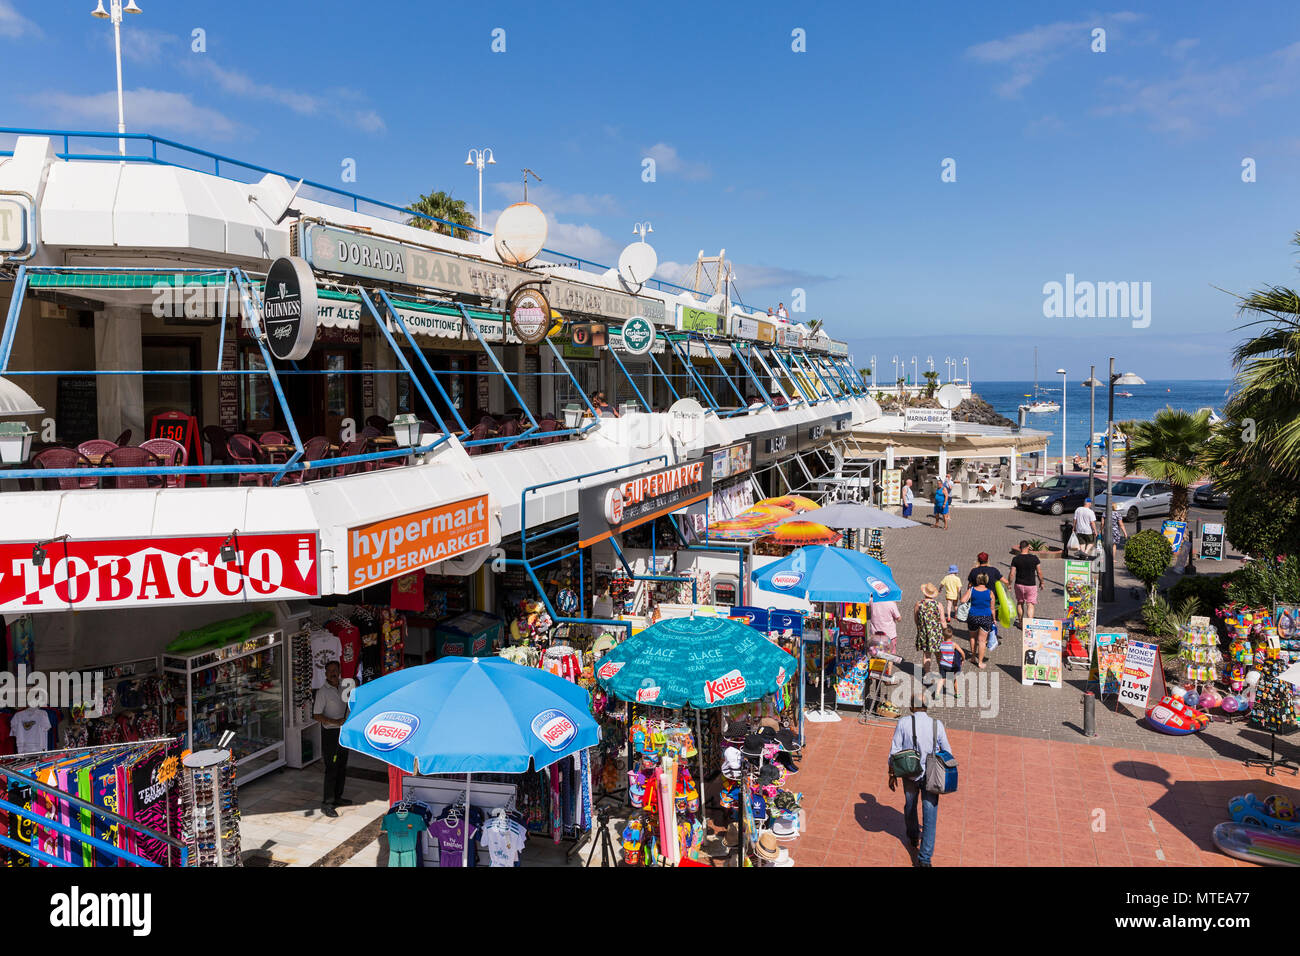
[962, 356, 969, 386]
[91, 0, 143, 157]
[1056, 368, 1068, 475]
[464, 147, 496, 234]
[1101, 360, 1147, 602]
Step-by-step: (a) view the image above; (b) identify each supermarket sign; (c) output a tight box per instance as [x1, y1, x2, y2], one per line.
[347, 494, 490, 590]
[0, 533, 320, 612]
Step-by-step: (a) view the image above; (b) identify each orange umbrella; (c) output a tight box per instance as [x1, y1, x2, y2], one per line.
[755, 496, 795, 510]
[766, 521, 842, 546]
[787, 495, 821, 512]
[749, 505, 796, 520]
[711, 513, 775, 531]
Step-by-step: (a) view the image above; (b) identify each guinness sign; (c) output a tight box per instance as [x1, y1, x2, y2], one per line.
[263, 257, 319, 361]
[508, 286, 552, 345]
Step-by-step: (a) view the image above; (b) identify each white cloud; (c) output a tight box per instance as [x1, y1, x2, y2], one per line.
[967, 12, 1143, 98]
[182, 59, 386, 133]
[115, 27, 177, 64]
[0, 1, 39, 38]
[641, 142, 711, 181]
[28, 88, 238, 138]
[490, 182, 621, 217]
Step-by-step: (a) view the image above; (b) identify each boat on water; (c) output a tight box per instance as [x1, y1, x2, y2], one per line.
[1116, 391, 1133, 397]
[1020, 347, 1059, 413]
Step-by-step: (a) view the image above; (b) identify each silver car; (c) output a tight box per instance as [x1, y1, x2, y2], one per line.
[1093, 479, 1173, 521]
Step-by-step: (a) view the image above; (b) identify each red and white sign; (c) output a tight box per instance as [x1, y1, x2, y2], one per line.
[604, 488, 625, 525]
[0, 533, 320, 612]
[635, 686, 661, 703]
[597, 659, 625, 680]
[704, 668, 747, 704]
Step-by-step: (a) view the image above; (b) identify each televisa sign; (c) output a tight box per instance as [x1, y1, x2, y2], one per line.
[301, 222, 665, 325]
[0, 533, 320, 612]
[578, 458, 713, 547]
[347, 494, 490, 590]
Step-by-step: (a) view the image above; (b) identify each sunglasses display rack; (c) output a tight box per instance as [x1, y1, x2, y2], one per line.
[179, 748, 242, 867]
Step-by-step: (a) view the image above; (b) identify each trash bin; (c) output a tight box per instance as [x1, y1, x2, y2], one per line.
[1059, 521, 1072, 552]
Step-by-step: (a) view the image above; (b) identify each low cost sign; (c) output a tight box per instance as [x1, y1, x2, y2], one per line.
[1117, 639, 1159, 712]
[347, 495, 490, 590]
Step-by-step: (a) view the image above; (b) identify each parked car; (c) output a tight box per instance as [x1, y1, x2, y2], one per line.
[1192, 481, 1230, 508]
[1017, 474, 1092, 515]
[1093, 479, 1173, 521]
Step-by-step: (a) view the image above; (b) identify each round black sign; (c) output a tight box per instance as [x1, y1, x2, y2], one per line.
[263, 257, 319, 361]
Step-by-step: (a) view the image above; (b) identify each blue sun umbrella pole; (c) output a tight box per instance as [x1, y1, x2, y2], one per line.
[341, 656, 599, 866]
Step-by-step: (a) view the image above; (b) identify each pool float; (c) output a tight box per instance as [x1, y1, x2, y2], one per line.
[1144, 695, 1209, 735]
[1228, 793, 1300, 833]
[1212, 823, 1300, 866]
[993, 580, 1015, 629]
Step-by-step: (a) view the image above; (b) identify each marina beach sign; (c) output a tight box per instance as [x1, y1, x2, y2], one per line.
[300, 222, 666, 325]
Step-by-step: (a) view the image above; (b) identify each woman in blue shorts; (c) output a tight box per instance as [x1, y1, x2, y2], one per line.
[959, 573, 994, 669]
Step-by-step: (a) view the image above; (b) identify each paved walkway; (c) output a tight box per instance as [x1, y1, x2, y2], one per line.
[791, 717, 1286, 867]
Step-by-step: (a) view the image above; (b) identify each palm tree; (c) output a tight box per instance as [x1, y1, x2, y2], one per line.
[1123, 407, 1212, 520]
[858, 367, 871, 380]
[922, 369, 939, 398]
[406, 190, 475, 239]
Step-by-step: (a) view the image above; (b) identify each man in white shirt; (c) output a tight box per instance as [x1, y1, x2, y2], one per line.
[314, 661, 350, 817]
[1073, 498, 1099, 555]
[888, 699, 952, 867]
[902, 479, 914, 518]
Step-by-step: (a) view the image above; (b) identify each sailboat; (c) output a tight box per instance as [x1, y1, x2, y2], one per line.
[1022, 347, 1059, 413]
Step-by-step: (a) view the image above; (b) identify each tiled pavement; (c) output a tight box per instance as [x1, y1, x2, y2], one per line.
[790, 716, 1293, 867]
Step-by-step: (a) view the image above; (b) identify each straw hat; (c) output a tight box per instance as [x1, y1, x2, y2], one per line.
[754, 830, 782, 861]
[921, 582, 939, 599]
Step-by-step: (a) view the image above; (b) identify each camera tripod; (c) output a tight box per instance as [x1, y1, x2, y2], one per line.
[585, 804, 620, 868]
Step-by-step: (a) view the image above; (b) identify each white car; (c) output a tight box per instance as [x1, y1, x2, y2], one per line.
[1093, 480, 1173, 522]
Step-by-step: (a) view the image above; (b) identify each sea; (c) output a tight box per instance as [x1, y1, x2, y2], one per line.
[974, 379, 1234, 458]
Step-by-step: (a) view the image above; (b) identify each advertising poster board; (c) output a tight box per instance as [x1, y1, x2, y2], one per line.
[1021, 618, 1063, 688]
[1092, 631, 1127, 699]
[1199, 522, 1225, 561]
[881, 469, 902, 506]
[1117, 639, 1159, 712]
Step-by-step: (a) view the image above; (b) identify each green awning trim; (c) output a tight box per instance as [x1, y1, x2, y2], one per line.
[29, 271, 230, 289]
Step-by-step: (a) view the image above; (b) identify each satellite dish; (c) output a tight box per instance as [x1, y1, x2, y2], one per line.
[667, 398, 706, 444]
[492, 202, 548, 265]
[936, 384, 963, 410]
[617, 242, 657, 291]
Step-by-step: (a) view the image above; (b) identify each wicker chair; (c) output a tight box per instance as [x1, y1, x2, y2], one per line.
[226, 434, 268, 487]
[77, 439, 118, 459]
[114, 429, 132, 446]
[101, 446, 164, 489]
[139, 438, 187, 488]
[332, 439, 371, 478]
[280, 436, 333, 484]
[33, 447, 95, 490]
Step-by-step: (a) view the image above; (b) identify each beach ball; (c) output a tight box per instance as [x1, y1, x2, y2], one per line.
[1200, 688, 1222, 709]
[1183, 692, 1200, 710]
[1236, 696, 1251, 713]
[1221, 695, 1239, 714]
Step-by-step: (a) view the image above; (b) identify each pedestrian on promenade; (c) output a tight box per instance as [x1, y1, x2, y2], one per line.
[959, 573, 995, 670]
[966, 551, 1002, 590]
[888, 696, 952, 867]
[902, 478, 914, 518]
[1008, 539, 1044, 628]
[314, 660, 351, 816]
[1073, 497, 1098, 556]
[940, 564, 962, 617]
[932, 481, 950, 530]
[914, 582, 948, 674]
[868, 596, 902, 659]
[935, 626, 965, 699]
[1110, 501, 1128, 546]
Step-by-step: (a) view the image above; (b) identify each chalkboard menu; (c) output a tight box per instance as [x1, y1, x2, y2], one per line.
[56, 376, 98, 446]
[1200, 522, 1225, 561]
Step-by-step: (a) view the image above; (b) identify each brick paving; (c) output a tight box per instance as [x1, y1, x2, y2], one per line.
[789, 716, 1291, 867]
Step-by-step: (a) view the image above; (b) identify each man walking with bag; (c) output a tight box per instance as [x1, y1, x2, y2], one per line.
[887, 697, 954, 867]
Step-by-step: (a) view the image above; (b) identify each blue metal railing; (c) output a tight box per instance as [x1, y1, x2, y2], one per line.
[0, 127, 767, 311]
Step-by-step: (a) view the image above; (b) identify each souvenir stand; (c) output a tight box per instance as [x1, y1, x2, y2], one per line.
[341, 656, 600, 867]
[593, 614, 798, 866]
[1063, 560, 1097, 670]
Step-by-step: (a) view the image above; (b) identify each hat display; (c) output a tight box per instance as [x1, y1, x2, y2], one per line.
[724, 822, 740, 847]
[773, 728, 801, 753]
[723, 717, 750, 741]
[754, 830, 781, 861]
[755, 764, 781, 787]
[771, 847, 794, 866]
[759, 716, 780, 733]
[773, 750, 800, 774]
[770, 816, 798, 838]
[741, 733, 769, 760]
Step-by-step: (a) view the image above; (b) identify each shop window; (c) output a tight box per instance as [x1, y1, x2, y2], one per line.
[240, 347, 274, 432]
[142, 337, 203, 424]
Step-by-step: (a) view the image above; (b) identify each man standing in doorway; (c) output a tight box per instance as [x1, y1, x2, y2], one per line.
[1008, 540, 1044, 628]
[1073, 498, 1099, 557]
[314, 660, 351, 817]
[902, 478, 914, 518]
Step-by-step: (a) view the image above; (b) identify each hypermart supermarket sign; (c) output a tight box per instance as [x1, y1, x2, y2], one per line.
[347, 494, 490, 590]
[0, 533, 319, 612]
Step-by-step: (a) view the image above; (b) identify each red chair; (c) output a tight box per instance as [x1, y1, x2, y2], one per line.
[465, 421, 493, 455]
[114, 429, 132, 446]
[259, 430, 288, 445]
[281, 436, 333, 484]
[101, 446, 164, 489]
[360, 425, 382, 440]
[140, 438, 187, 488]
[77, 439, 118, 459]
[32, 447, 95, 490]
[333, 439, 371, 478]
[365, 415, 391, 433]
[227, 434, 268, 487]
[538, 417, 564, 445]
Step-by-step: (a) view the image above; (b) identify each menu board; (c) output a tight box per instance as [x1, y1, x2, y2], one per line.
[881, 469, 902, 506]
[1199, 522, 1224, 560]
[1021, 618, 1063, 688]
[56, 376, 98, 446]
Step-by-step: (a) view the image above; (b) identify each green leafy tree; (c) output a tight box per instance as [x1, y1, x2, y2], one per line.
[922, 369, 939, 398]
[1122, 408, 1211, 521]
[406, 190, 475, 239]
[1224, 480, 1300, 559]
[1124, 529, 1173, 598]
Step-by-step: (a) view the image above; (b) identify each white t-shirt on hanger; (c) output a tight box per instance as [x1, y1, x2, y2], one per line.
[12, 707, 50, 754]
[310, 629, 342, 689]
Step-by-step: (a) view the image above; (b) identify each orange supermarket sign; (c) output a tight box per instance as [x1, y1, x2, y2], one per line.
[347, 495, 489, 591]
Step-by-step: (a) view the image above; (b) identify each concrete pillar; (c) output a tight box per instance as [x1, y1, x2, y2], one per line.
[94, 305, 143, 442]
[1009, 447, 1018, 482]
[937, 443, 948, 479]
[885, 443, 894, 470]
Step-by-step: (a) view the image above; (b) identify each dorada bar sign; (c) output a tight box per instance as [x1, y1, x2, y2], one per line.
[578, 458, 713, 547]
[262, 257, 319, 361]
[0, 533, 320, 612]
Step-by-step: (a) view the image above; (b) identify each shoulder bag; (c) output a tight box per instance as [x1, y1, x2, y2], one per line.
[924, 718, 958, 794]
[888, 714, 923, 779]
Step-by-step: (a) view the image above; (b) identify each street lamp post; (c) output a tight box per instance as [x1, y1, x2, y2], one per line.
[1084, 365, 1099, 499]
[463, 147, 496, 234]
[1101, 361, 1147, 602]
[633, 221, 653, 242]
[892, 355, 900, 394]
[962, 356, 969, 386]
[911, 356, 918, 389]
[92, 0, 143, 157]
[1056, 368, 1068, 475]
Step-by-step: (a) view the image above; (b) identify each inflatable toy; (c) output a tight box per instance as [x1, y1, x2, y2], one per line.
[1213, 822, 1300, 866]
[1221, 695, 1239, 714]
[1170, 684, 1187, 700]
[1182, 691, 1200, 710]
[1199, 688, 1223, 709]
[994, 581, 1014, 630]
[1144, 695, 1210, 735]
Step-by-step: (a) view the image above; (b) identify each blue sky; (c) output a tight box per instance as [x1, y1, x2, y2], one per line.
[3, 0, 1299, 378]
